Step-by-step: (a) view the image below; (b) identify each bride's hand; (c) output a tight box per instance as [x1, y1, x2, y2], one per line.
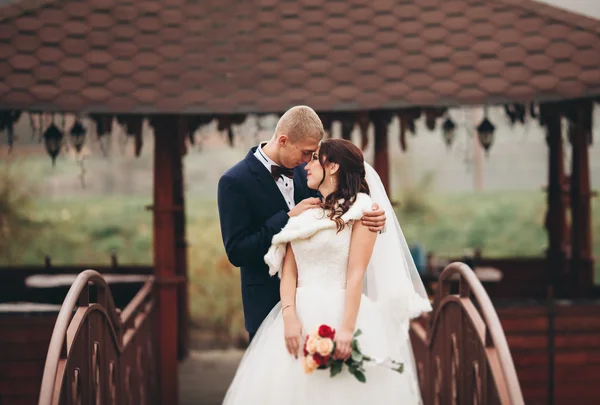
[333, 328, 353, 361]
[283, 315, 303, 359]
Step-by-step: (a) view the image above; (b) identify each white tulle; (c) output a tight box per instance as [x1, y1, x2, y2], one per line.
[362, 162, 432, 361]
[222, 288, 423, 404]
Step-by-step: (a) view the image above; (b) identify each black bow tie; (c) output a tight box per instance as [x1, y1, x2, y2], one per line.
[271, 165, 294, 180]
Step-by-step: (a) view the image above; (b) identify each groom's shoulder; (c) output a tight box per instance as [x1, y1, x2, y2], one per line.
[220, 155, 253, 185]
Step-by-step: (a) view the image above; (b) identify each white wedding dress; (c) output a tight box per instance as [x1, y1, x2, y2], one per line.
[222, 193, 426, 405]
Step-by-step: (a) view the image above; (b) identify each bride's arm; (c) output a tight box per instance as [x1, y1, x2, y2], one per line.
[281, 243, 303, 358]
[336, 220, 377, 360]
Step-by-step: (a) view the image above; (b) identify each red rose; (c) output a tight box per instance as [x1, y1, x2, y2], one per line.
[318, 324, 336, 339]
[313, 353, 330, 366]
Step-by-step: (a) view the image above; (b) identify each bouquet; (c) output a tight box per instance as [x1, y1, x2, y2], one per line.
[301, 324, 404, 383]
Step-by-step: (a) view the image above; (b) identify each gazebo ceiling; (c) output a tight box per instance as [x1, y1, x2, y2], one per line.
[1, 0, 600, 114]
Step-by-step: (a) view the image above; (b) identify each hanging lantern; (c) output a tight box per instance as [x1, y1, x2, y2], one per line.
[70, 119, 86, 153]
[477, 117, 496, 153]
[43, 123, 64, 166]
[442, 117, 456, 147]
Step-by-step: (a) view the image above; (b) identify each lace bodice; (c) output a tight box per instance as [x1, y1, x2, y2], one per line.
[264, 193, 372, 287]
[292, 213, 353, 289]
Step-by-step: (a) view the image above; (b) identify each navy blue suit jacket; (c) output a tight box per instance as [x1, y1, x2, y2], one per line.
[217, 146, 317, 334]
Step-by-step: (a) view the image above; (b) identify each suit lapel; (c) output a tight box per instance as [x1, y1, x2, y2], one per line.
[245, 148, 289, 212]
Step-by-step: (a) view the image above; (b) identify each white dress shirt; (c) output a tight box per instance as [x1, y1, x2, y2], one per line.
[254, 143, 296, 210]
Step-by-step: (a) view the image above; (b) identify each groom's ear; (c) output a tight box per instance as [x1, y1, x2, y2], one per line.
[277, 134, 289, 147]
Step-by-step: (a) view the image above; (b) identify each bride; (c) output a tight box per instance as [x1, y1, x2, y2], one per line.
[223, 138, 432, 404]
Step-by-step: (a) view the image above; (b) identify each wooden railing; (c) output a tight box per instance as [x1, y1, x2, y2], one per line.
[38, 270, 158, 405]
[411, 262, 524, 405]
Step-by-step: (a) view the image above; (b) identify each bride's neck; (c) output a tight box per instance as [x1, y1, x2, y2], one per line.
[318, 183, 336, 199]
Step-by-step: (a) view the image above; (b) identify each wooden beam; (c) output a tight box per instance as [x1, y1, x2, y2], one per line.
[372, 111, 392, 196]
[542, 103, 568, 296]
[150, 115, 183, 405]
[174, 118, 189, 361]
[570, 100, 594, 297]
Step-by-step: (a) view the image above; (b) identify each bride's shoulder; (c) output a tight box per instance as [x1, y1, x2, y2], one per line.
[341, 193, 373, 222]
[354, 192, 372, 208]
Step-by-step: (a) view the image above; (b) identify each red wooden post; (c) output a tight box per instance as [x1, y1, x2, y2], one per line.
[174, 116, 189, 361]
[372, 111, 392, 196]
[542, 103, 568, 295]
[570, 100, 594, 297]
[150, 115, 183, 405]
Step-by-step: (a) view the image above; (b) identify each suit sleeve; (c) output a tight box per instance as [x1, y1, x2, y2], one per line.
[217, 174, 290, 268]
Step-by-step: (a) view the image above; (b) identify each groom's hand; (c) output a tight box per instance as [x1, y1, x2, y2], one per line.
[288, 197, 321, 218]
[361, 203, 386, 233]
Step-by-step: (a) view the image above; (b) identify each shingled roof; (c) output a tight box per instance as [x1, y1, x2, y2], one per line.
[1, 0, 600, 114]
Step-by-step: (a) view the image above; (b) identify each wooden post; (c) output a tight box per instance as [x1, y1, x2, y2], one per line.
[150, 115, 184, 405]
[542, 103, 568, 296]
[372, 111, 392, 195]
[569, 100, 594, 297]
[174, 117, 189, 361]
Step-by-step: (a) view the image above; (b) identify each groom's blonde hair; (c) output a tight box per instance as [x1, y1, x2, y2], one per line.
[274, 105, 325, 142]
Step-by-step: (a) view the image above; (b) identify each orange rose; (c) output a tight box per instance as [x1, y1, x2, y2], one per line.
[306, 335, 318, 355]
[316, 337, 334, 356]
[302, 355, 318, 374]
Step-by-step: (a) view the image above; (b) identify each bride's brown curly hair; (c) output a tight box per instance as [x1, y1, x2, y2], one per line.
[317, 138, 370, 232]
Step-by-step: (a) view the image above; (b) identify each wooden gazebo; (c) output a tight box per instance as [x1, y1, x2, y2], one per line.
[1, 0, 599, 404]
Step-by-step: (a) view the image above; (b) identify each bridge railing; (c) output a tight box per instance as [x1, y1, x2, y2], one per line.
[38, 269, 158, 405]
[411, 262, 524, 405]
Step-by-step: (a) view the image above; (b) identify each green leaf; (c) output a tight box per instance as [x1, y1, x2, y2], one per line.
[330, 360, 343, 378]
[353, 329, 363, 338]
[352, 369, 367, 383]
[351, 350, 363, 363]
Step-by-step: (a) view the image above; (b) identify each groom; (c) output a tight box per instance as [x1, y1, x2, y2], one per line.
[217, 106, 386, 342]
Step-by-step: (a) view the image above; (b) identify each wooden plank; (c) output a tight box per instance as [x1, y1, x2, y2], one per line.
[0, 379, 42, 396]
[0, 316, 57, 327]
[555, 315, 600, 330]
[555, 364, 600, 381]
[500, 316, 548, 333]
[506, 333, 600, 349]
[0, 361, 44, 378]
[0, 327, 54, 343]
[0, 342, 50, 361]
[0, 394, 40, 405]
[511, 349, 600, 367]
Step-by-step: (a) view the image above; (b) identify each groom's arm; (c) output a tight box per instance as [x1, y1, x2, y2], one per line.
[218, 174, 290, 268]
